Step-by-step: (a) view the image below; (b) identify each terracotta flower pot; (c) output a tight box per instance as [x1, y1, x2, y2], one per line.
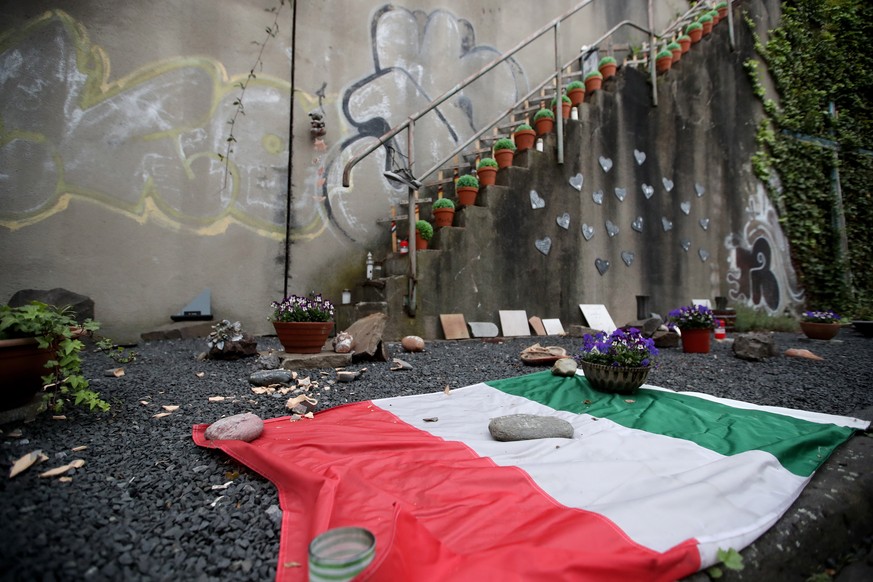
[567, 87, 585, 107]
[0, 337, 53, 411]
[513, 129, 536, 152]
[679, 37, 692, 54]
[718, 7, 728, 20]
[689, 29, 703, 44]
[476, 167, 496, 187]
[494, 148, 514, 169]
[579, 360, 651, 395]
[584, 75, 602, 94]
[457, 186, 478, 206]
[599, 63, 617, 80]
[800, 322, 841, 341]
[272, 321, 333, 354]
[552, 102, 571, 120]
[656, 56, 673, 74]
[534, 117, 554, 135]
[415, 232, 429, 250]
[432, 207, 454, 228]
[671, 48, 681, 64]
[680, 328, 712, 353]
[702, 21, 713, 36]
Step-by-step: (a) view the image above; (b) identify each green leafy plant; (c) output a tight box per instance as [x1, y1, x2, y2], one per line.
[551, 95, 572, 107]
[415, 219, 434, 242]
[706, 547, 744, 579]
[493, 137, 517, 152]
[667, 41, 681, 53]
[657, 49, 674, 60]
[698, 14, 713, 24]
[732, 304, 799, 332]
[686, 21, 703, 32]
[477, 157, 498, 170]
[716, 1, 728, 9]
[514, 123, 533, 133]
[598, 56, 617, 67]
[94, 338, 138, 364]
[534, 108, 555, 121]
[0, 302, 107, 412]
[678, 34, 692, 44]
[584, 70, 603, 81]
[566, 80, 585, 92]
[432, 197, 455, 210]
[576, 328, 658, 368]
[456, 173, 480, 188]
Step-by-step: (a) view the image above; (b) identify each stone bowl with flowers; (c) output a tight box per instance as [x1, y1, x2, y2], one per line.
[575, 328, 658, 394]
[799, 309, 842, 341]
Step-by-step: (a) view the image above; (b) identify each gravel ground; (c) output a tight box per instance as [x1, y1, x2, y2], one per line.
[1, 328, 872, 581]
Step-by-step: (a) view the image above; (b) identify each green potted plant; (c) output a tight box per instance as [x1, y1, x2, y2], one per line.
[475, 158, 497, 187]
[533, 108, 555, 135]
[415, 219, 434, 250]
[575, 328, 658, 394]
[799, 309, 842, 341]
[584, 70, 603, 93]
[513, 123, 537, 151]
[716, 1, 728, 20]
[0, 301, 106, 412]
[432, 197, 455, 228]
[667, 41, 682, 64]
[551, 94, 572, 119]
[698, 13, 713, 36]
[492, 137, 517, 169]
[655, 48, 674, 74]
[709, 9, 721, 25]
[270, 293, 335, 354]
[598, 55, 618, 80]
[677, 33, 692, 54]
[456, 173, 480, 206]
[668, 304, 715, 353]
[565, 80, 585, 106]
[686, 21, 703, 44]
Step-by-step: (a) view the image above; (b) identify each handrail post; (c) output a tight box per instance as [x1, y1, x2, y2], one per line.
[648, 0, 658, 107]
[406, 121, 417, 316]
[554, 22, 564, 165]
[727, 0, 736, 51]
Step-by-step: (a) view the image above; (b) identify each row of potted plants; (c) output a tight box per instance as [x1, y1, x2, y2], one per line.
[655, 1, 729, 74]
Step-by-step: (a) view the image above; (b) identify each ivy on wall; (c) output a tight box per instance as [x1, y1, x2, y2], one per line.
[747, 0, 873, 316]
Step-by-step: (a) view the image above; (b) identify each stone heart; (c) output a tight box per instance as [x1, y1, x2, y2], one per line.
[680, 201, 691, 215]
[695, 183, 705, 197]
[595, 258, 610, 276]
[634, 149, 646, 165]
[592, 190, 604, 205]
[581, 223, 595, 241]
[632, 216, 644, 232]
[569, 173, 584, 191]
[642, 184, 654, 199]
[605, 220, 619, 237]
[599, 156, 613, 173]
[661, 217, 673, 232]
[614, 187, 627, 202]
[699, 217, 710, 231]
[662, 177, 674, 192]
[556, 212, 570, 230]
[680, 239, 691, 252]
[621, 250, 635, 267]
[535, 236, 552, 255]
[530, 189, 545, 209]
[699, 248, 710, 262]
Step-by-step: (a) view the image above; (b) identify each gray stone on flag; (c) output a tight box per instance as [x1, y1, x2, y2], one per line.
[488, 414, 574, 441]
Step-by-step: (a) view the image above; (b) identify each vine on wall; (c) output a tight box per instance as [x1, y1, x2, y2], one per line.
[747, 0, 873, 316]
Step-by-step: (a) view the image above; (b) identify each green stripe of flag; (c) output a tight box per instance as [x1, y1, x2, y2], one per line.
[487, 371, 854, 477]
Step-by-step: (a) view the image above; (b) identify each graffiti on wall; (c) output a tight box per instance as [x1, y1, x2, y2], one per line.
[0, 10, 296, 240]
[724, 183, 804, 313]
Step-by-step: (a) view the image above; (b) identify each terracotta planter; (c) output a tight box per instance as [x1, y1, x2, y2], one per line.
[457, 186, 478, 206]
[689, 29, 703, 44]
[567, 87, 585, 107]
[718, 7, 728, 20]
[580, 360, 651, 395]
[656, 56, 673, 74]
[679, 38, 691, 54]
[432, 207, 454, 228]
[272, 321, 333, 354]
[494, 148, 514, 169]
[800, 322, 841, 341]
[553, 102, 571, 120]
[599, 63, 617, 80]
[584, 76, 602, 94]
[476, 166, 496, 187]
[0, 337, 53, 411]
[702, 21, 713, 36]
[513, 129, 536, 152]
[680, 328, 712, 353]
[534, 117, 554, 135]
[415, 232, 429, 250]
[670, 48, 681, 64]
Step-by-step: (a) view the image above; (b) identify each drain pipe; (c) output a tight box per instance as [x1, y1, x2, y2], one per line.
[554, 21, 564, 165]
[406, 121, 418, 317]
[282, 0, 298, 297]
[648, 0, 658, 107]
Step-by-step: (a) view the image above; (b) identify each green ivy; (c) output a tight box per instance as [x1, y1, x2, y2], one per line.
[746, 0, 873, 316]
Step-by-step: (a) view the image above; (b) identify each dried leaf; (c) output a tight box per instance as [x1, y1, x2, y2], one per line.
[210, 495, 225, 508]
[52, 415, 67, 420]
[39, 459, 85, 478]
[152, 412, 171, 418]
[208, 396, 226, 403]
[211, 481, 234, 490]
[583, 399, 592, 405]
[10, 450, 43, 478]
[58, 476, 73, 483]
[285, 394, 318, 411]
[140, 400, 149, 405]
[297, 376, 312, 389]
[195, 372, 205, 378]
[71, 445, 88, 452]
[624, 399, 635, 404]
[251, 387, 268, 395]
[284, 562, 302, 568]
[162, 405, 179, 412]
[6, 429, 23, 438]
[225, 470, 239, 480]
[104, 368, 125, 377]
[302, 412, 314, 419]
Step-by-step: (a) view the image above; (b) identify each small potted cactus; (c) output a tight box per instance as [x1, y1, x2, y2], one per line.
[655, 49, 674, 74]
[598, 55, 618, 80]
[533, 108, 555, 135]
[456, 173, 480, 206]
[565, 80, 585, 106]
[686, 21, 703, 44]
[667, 41, 682, 64]
[476, 158, 498, 187]
[431, 197, 455, 228]
[584, 70, 603, 94]
[513, 124, 536, 152]
[492, 137, 516, 169]
[677, 34, 692, 54]
[699, 13, 713, 36]
[551, 94, 572, 119]
[414, 219, 434, 250]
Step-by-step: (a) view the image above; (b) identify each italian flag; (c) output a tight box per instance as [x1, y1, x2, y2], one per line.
[193, 371, 867, 581]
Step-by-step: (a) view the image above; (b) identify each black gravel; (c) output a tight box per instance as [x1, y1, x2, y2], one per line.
[1, 329, 872, 581]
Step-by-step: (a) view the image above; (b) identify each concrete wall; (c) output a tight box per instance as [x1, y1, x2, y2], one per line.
[0, 0, 795, 341]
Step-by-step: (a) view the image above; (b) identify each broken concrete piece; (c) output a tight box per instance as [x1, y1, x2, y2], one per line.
[249, 370, 293, 386]
[733, 332, 778, 362]
[390, 358, 412, 371]
[551, 358, 578, 377]
[204, 413, 264, 442]
[489, 414, 574, 441]
[520, 344, 568, 365]
[345, 313, 389, 361]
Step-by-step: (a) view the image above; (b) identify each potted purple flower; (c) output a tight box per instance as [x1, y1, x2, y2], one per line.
[800, 309, 841, 340]
[668, 304, 715, 353]
[576, 328, 658, 394]
[270, 293, 335, 353]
